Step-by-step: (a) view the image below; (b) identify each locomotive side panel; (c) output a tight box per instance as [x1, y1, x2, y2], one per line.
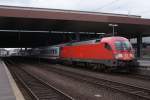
[60, 43, 114, 63]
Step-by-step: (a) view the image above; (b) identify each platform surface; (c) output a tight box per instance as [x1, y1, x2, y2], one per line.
[0, 60, 16, 100]
[138, 60, 150, 68]
[137, 59, 150, 76]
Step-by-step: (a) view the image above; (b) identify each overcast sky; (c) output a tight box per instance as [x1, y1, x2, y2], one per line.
[0, 0, 150, 18]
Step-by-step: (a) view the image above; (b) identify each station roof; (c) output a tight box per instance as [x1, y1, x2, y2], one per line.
[0, 5, 150, 47]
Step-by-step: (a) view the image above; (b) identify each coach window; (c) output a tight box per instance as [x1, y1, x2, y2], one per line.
[105, 43, 112, 50]
[95, 39, 100, 43]
[55, 50, 57, 54]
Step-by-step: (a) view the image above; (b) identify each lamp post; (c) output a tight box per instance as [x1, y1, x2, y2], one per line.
[109, 24, 118, 36]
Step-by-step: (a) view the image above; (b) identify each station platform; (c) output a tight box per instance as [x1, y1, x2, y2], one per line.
[0, 60, 25, 100]
[138, 59, 150, 68]
[137, 59, 150, 76]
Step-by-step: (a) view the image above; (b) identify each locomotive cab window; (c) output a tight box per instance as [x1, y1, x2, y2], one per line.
[104, 43, 112, 50]
[115, 41, 132, 50]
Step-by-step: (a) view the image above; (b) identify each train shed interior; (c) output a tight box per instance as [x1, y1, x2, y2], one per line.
[1, 5, 150, 58]
[0, 4, 150, 100]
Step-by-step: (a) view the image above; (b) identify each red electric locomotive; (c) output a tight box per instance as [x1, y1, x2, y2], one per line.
[24, 36, 137, 71]
[60, 36, 137, 71]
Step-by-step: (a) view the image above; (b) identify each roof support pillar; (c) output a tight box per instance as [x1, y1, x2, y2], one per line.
[136, 33, 142, 58]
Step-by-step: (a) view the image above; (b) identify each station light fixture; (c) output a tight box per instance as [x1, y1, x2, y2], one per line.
[108, 24, 118, 36]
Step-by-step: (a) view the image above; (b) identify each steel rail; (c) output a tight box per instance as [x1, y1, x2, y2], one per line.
[6, 60, 74, 100]
[43, 65, 150, 100]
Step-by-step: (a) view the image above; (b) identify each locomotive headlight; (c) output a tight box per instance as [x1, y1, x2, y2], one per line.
[115, 53, 123, 59]
[129, 53, 134, 58]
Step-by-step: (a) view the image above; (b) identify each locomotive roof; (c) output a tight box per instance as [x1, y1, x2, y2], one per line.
[101, 36, 128, 43]
[102, 36, 127, 40]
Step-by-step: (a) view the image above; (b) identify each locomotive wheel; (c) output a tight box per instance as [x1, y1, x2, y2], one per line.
[92, 64, 105, 71]
[72, 61, 77, 67]
[97, 64, 105, 72]
[91, 64, 97, 70]
[104, 66, 112, 73]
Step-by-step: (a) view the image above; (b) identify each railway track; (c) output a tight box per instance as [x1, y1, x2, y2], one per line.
[127, 74, 150, 81]
[105, 71, 150, 81]
[98, 72, 150, 82]
[40, 64, 150, 100]
[6, 62, 74, 100]
[4, 59, 150, 100]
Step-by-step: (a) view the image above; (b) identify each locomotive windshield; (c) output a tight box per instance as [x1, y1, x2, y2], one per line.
[115, 41, 132, 50]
